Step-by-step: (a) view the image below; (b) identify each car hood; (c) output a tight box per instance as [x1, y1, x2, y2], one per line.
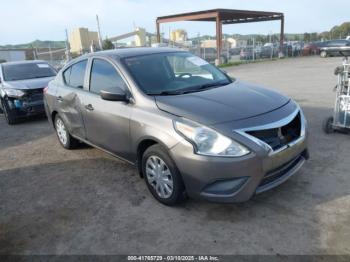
[2, 77, 54, 90]
[155, 80, 290, 125]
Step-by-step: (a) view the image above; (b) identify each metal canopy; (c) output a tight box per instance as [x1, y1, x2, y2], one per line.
[156, 9, 285, 63]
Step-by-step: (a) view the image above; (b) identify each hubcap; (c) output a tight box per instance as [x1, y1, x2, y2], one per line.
[145, 156, 173, 199]
[56, 118, 68, 145]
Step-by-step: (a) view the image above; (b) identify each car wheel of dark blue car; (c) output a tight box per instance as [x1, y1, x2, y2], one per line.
[142, 144, 187, 206]
[1, 99, 18, 125]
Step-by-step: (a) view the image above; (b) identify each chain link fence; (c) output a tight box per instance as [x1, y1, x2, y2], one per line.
[35, 48, 68, 71]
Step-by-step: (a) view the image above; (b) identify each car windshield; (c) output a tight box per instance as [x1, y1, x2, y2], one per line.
[2, 62, 56, 81]
[122, 52, 232, 95]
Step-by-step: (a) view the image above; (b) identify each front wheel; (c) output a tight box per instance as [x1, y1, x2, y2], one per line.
[323, 116, 334, 134]
[54, 115, 79, 149]
[142, 144, 186, 206]
[1, 99, 18, 125]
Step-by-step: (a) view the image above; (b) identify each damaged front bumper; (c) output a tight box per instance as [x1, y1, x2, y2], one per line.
[3, 89, 45, 118]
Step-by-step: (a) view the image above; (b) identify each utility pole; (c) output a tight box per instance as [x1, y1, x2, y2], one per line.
[169, 27, 171, 47]
[252, 37, 255, 61]
[65, 29, 71, 61]
[96, 15, 103, 50]
[48, 43, 53, 64]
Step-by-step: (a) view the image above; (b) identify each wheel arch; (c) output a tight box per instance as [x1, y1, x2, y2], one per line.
[136, 136, 172, 178]
[51, 110, 58, 127]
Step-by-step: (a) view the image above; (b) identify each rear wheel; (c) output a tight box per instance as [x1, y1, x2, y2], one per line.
[1, 98, 18, 125]
[320, 50, 327, 58]
[323, 116, 334, 134]
[142, 144, 186, 205]
[54, 115, 79, 149]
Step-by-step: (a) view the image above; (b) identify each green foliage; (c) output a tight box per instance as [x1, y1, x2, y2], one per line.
[0, 40, 65, 49]
[330, 22, 350, 39]
[301, 22, 350, 42]
[103, 39, 114, 50]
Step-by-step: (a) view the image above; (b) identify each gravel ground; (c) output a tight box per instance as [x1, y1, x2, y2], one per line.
[0, 56, 349, 255]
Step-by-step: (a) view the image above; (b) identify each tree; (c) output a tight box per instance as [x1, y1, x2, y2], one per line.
[103, 39, 114, 50]
[310, 32, 318, 41]
[330, 22, 350, 39]
[303, 33, 311, 42]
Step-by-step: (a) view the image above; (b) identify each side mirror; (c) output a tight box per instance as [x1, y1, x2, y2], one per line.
[100, 89, 128, 102]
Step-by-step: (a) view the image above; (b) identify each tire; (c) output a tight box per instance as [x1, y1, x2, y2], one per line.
[54, 115, 79, 149]
[142, 144, 186, 206]
[323, 116, 334, 134]
[1, 98, 18, 125]
[320, 50, 327, 58]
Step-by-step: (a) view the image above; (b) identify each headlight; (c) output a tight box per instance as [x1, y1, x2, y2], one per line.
[4, 89, 25, 98]
[299, 108, 307, 137]
[174, 119, 250, 157]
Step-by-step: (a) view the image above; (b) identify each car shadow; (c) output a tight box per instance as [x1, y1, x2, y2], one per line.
[0, 114, 53, 151]
[0, 157, 144, 254]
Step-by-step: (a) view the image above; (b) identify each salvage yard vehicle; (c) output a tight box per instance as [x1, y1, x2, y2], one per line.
[319, 40, 350, 58]
[302, 41, 325, 56]
[0, 60, 57, 124]
[44, 48, 309, 205]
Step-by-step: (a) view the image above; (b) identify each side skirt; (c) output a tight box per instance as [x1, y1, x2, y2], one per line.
[71, 135, 136, 166]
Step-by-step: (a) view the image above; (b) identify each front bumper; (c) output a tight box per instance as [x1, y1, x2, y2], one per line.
[170, 132, 308, 203]
[5, 97, 45, 118]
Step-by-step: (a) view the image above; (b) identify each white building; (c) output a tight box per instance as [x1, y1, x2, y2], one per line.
[201, 39, 231, 49]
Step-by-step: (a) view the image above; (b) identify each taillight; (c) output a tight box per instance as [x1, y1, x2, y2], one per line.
[43, 87, 49, 94]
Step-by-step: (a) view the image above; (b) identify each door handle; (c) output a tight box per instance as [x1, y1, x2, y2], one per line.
[57, 96, 63, 102]
[85, 104, 94, 111]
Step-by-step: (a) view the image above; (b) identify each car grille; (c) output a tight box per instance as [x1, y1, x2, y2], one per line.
[246, 113, 301, 151]
[24, 88, 44, 102]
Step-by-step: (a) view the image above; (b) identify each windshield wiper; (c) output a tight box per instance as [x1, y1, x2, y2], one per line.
[147, 90, 185, 96]
[147, 80, 231, 96]
[181, 80, 231, 94]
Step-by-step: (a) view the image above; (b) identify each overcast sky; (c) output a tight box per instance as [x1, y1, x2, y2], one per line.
[1, 0, 349, 45]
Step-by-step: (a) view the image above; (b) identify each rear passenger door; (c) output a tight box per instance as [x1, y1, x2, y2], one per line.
[81, 57, 132, 160]
[57, 59, 88, 139]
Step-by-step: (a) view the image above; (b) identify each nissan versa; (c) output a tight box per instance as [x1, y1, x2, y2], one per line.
[0, 60, 57, 124]
[44, 48, 309, 205]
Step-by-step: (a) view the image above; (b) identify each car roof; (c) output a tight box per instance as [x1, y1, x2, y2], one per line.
[81, 47, 184, 59]
[1, 60, 48, 66]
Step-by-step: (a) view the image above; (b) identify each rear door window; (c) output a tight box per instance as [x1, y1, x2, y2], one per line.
[89, 58, 128, 94]
[64, 60, 87, 88]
